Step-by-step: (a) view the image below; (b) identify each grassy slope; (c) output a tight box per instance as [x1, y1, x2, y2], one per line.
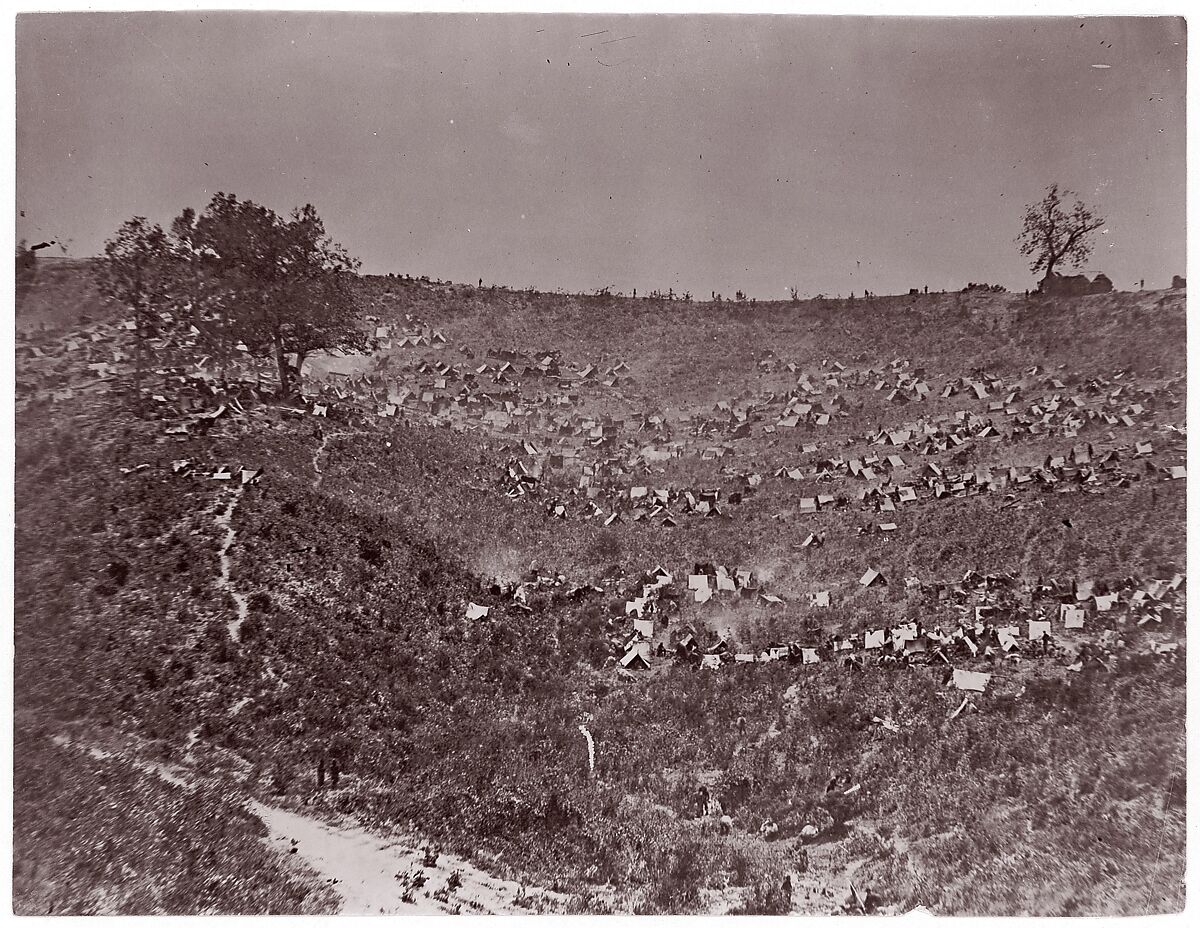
[13, 268, 1186, 914]
[13, 719, 337, 915]
[355, 277, 1185, 390]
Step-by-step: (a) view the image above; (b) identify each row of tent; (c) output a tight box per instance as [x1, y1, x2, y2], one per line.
[446, 552, 1182, 677]
[18, 309, 1183, 536]
[20, 315, 1184, 577]
[618, 596, 1181, 678]
[467, 357, 1181, 523]
[613, 564, 1184, 671]
[700, 357, 1176, 458]
[492, 416, 1183, 528]
[283, 334, 1180, 535]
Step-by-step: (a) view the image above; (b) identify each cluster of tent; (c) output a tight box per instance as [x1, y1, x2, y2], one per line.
[777, 427, 1185, 523]
[263, 333, 1185, 534]
[417, 551, 1186, 682]
[771, 368, 1180, 469]
[612, 565, 1184, 680]
[15, 311, 358, 437]
[502, 414, 1183, 532]
[307, 344, 652, 495]
[536, 477, 764, 525]
[485, 355, 1183, 526]
[462, 571, 606, 623]
[16, 314, 231, 413]
[28, 312, 1183, 704]
[116, 459, 265, 485]
[729, 356, 1182, 465]
[367, 317, 448, 350]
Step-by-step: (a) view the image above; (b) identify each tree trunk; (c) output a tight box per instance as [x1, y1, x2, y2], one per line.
[134, 336, 144, 415]
[274, 332, 290, 398]
[134, 307, 145, 417]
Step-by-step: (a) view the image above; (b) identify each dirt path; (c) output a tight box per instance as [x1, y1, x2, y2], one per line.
[51, 733, 194, 790]
[252, 802, 566, 915]
[213, 487, 250, 640]
[791, 823, 900, 916]
[789, 837, 866, 914]
[48, 732, 567, 915]
[311, 430, 365, 492]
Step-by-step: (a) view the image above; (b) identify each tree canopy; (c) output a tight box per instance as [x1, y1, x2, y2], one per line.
[96, 194, 365, 397]
[1016, 185, 1106, 282]
[93, 218, 176, 320]
[190, 193, 366, 395]
[94, 217, 181, 411]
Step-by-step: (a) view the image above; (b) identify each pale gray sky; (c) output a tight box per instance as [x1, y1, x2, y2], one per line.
[16, 13, 1186, 297]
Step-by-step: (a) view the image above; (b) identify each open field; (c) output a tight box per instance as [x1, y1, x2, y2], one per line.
[13, 265, 1186, 915]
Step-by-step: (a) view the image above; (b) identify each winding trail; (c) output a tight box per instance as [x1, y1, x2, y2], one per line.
[94, 425, 566, 913]
[213, 487, 250, 640]
[311, 430, 365, 492]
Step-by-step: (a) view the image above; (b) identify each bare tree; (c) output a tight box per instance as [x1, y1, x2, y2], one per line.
[1016, 184, 1106, 282]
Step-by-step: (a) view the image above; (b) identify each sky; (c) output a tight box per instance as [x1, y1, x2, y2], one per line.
[15, 13, 1187, 298]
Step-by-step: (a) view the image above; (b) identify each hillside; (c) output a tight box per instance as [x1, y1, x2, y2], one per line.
[13, 266, 1187, 915]
[14, 256, 109, 334]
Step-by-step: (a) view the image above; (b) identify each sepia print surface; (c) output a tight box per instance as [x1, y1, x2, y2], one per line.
[13, 10, 1186, 916]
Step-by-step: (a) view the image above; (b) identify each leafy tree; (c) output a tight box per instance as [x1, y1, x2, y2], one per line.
[191, 193, 366, 396]
[166, 207, 242, 384]
[93, 218, 178, 413]
[1016, 184, 1106, 282]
